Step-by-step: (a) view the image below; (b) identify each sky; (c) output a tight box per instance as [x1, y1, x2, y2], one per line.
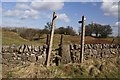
[0, 0, 119, 36]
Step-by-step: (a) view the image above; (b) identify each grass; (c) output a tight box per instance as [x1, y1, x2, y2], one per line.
[2, 30, 46, 46]
[1, 30, 120, 46]
[1, 29, 119, 78]
[3, 58, 119, 78]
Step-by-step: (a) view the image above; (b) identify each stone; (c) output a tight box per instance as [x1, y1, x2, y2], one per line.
[43, 44, 48, 49]
[9, 44, 17, 52]
[78, 44, 81, 49]
[34, 46, 40, 52]
[70, 44, 74, 50]
[2, 53, 12, 59]
[39, 46, 43, 52]
[28, 54, 36, 62]
[89, 66, 100, 76]
[19, 45, 25, 53]
[28, 45, 32, 52]
[24, 45, 29, 52]
[37, 55, 46, 65]
[73, 44, 78, 50]
[61, 45, 71, 64]
[93, 44, 97, 49]
[2, 46, 10, 53]
[96, 49, 102, 58]
[88, 44, 92, 49]
[21, 54, 27, 61]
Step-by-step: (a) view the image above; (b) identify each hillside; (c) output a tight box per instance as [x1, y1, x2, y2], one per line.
[2, 30, 119, 46]
[1, 30, 119, 78]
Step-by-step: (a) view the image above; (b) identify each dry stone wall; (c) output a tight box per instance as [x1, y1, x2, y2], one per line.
[70, 43, 119, 63]
[1, 44, 120, 67]
[2, 44, 48, 67]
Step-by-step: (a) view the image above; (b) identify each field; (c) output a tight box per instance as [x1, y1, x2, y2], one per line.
[1, 29, 120, 78]
[2, 30, 119, 46]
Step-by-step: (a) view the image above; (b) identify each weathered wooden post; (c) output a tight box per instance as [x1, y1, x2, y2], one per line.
[78, 16, 86, 63]
[46, 12, 57, 67]
[46, 34, 49, 45]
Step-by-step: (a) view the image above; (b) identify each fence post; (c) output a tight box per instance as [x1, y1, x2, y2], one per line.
[46, 34, 49, 45]
[78, 16, 86, 63]
[59, 34, 63, 56]
[46, 12, 57, 67]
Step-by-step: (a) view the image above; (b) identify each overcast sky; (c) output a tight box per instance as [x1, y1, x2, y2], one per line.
[0, 0, 119, 36]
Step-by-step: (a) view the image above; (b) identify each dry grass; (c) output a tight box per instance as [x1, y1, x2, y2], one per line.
[2, 30, 119, 46]
[2, 58, 119, 78]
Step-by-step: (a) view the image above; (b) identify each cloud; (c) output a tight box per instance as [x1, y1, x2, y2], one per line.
[20, 9, 39, 19]
[30, 2, 64, 11]
[16, 3, 30, 10]
[115, 21, 120, 27]
[3, 2, 64, 20]
[101, 1, 118, 17]
[16, 0, 30, 2]
[4, 10, 23, 17]
[0, 6, 2, 14]
[57, 13, 70, 23]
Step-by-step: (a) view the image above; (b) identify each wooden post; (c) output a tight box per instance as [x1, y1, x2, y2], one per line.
[59, 34, 63, 57]
[78, 16, 86, 63]
[60, 34, 63, 46]
[46, 12, 57, 67]
[46, 34, 49, 45]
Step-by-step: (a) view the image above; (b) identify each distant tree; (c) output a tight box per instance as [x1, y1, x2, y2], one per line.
[85, 23, 112, 38]
[99, 25, 112, 38]
[19, 28, 41, 41]
[55, 26, 76, 36]
[41, 29, 50, 34]
[45, 22, 52, 32]
[85, 24, 93, 36]
[55, 27, 65, 34]
[92, 23, 101, 37]
[65, 26, 76, 35]
[78, 27, 81, 35]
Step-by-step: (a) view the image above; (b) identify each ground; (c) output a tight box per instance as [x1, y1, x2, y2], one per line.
[2, 58, 119, 78]
[1, 30, 120, 78]
[1, 30, 119, 46]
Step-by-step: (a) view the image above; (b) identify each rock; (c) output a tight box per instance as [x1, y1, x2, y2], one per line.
[2, 46, 10, 53]
[9, 44, 17, 52]
[73, 44, 78, 50]
[21, 54, 27, 61]
[70, 44, 74, 50]
[61, 45, 71, 64]
[28, 54, 36, 62]
[37, 55, 46, 65]
[19, 45, 25, 53]
[88, 44, 92, 49]
[28, 45, 32, 52]
[24, 45, 29, 52]
[2, 53, 12, 59]
[89, 66, 100, 76]
[99, 64, 103, 71]
[34, 46, 40, 52]
[43, 44, 48, 49]
[93, 44, 97, 49]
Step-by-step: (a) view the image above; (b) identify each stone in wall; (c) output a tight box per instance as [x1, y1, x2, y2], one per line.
[28, 54, 36, 62]
[61, 45, 71, 64]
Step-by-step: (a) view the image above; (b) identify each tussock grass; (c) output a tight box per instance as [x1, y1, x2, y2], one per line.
[3, 58, 119, 78]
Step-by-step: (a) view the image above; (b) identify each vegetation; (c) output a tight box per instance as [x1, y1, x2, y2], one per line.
[2, 29, 119, 46]
[55, 26, 76, 36]
[1, 24, 119, 78]
[3, 58, 119, 78]
[85, 23, 112, 38]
